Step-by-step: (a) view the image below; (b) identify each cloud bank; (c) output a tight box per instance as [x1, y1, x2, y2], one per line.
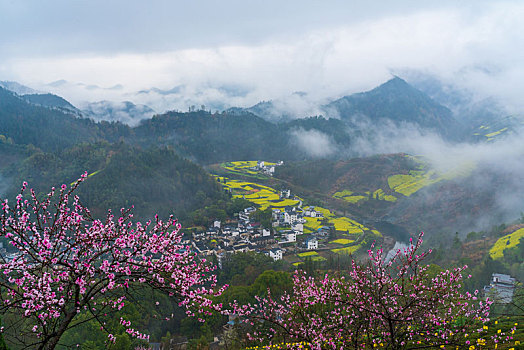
[290, 128, 337, 158]
[0, 2, 522, 118]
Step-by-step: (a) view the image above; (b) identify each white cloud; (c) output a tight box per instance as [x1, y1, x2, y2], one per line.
[290, 128, 336, 158]
[1, 2, 523, 115]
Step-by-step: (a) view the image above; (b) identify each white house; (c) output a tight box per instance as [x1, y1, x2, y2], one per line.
[280, 189, 291, 199]
[269, 248, 283, 261]
[213, 220, 221, 228]
[283, 211, 291, 224]
[306, 237, 318, 250]
[304, 206, 323, 218]
[484, 273, 516, 303]
[244, 207, 257, 214]
[284, 231, 296, 243]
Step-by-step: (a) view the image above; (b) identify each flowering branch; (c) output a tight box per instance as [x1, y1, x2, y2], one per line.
[0, 174, 225, 349]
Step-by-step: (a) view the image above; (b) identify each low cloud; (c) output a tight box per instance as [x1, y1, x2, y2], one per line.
[346, 117, 524, 233]
[80, 100, 155, 127]
[1, 2, 523, 118]
[290, 128, 337, 158]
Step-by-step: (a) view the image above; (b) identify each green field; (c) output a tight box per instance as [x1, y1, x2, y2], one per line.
[220, 160, 277, 178]
[333, 188, 396, 203]
[333, 190, 366, 203]
[485, 127, 508, 138]
[304, 217, 323, 233]
[330, 238, 354, 245]
[216, 174, 376, 240]
[372, 188, 397, 202]
[297, 251, 318, 257]
[304, 206, 366, 234]
[217, 177, 300, 210]
[489, 228, 524, 259]
[295, 251, 326, 264]
[387, 157, 475, 197]
[331, 245, 361, 254]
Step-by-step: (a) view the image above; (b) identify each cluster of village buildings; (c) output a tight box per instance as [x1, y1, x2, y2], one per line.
[189, 189, 333, 267]
[252, 160, 283, 176]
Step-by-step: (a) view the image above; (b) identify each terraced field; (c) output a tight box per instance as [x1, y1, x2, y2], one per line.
[216, 176, 374, 238]
[303, 206, 367, 234]
[330, 238, 354, 245]
[220, 160, 276, 178]
[297, 251, 318, 257]
[474, 125, 512, 142]
[333, 188, 397, 204]
[294, 251, 327, 265]
[387, 170, 440, 196]
[489, 228, 524, 259]
[333, 190, 367, 203]
[387, 157, 475, 197]
[215, 171, 381, 260]
[372, 189, 397, 202]
[216, 177, 300, 210]
[331, 245, 361, 254]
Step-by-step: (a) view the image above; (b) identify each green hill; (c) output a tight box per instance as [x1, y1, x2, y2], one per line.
[325, 77, 466, 140]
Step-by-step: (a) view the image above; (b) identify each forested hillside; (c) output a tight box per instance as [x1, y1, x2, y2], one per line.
[3, 142, 227, 221]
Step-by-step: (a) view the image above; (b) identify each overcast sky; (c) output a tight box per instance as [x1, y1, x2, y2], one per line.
[0, 0, 523, 112]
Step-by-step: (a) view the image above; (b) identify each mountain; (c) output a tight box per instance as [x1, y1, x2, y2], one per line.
[22, 93, 81, 115]
[273, 151, 524, 239]
[228, 91, 323, 123]
[7, 142, 228, 221]
[401, 73, 524, 140]
[133, 110, 295, 164]
[324, 77, 466, 140]
[0, 80, 42, 95]
[82, 100, 156, 126]
[0, 87, 129, 151]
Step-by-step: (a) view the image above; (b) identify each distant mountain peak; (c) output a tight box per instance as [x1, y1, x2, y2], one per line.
[0, 80, 44, 95]
[325, 76, 465, 140]
[362, 76, 420, 97]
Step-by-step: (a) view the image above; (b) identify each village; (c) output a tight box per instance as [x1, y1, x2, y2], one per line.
[189, 187, 327, 268]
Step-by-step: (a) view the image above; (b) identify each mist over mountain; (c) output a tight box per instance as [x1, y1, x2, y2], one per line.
[323, 77, 466, 141]
[22, 93, 82, 115]
[81, 100, 156, 127]
[0, 81, 43, 95]
[2, 75, 524, 236]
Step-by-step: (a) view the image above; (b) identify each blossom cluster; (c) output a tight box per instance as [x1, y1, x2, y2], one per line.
[229, 233, 509, 349]
[0, 174, 225, 348]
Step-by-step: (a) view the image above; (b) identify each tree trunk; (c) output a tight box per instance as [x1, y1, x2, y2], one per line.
[39, 310, 77, 350]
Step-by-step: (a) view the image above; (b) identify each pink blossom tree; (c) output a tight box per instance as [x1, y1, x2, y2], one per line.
[230, 234, 511, 349]
[0, 174, 225, 349]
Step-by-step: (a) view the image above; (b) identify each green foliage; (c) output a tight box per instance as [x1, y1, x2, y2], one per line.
[59, 289, 183, 348]
[249, 207, 273, 228]
[0, 318, 7, 350]
[0, 87, 130, 152]
[218, 252, 278, 285]
[219, 270, 293, 307]
[325, 77, 465, 140]
[133, 111, 293, 164]
[6, 142, 228, 221]
[187, 197, 252, 227]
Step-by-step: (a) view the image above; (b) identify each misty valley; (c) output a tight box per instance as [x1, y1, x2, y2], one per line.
[0, 76, 523, 349]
